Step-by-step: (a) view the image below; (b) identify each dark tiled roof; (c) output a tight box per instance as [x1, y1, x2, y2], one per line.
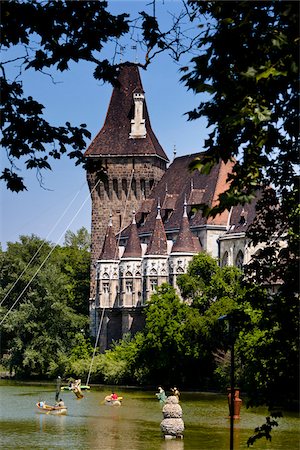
[100, 219, 118, 260]
[145, 207, 168, 255]
[134, 152, 234, 235]
[162, 194, 178, 210]
[188, 189, 205, 205]
[140, 198, 155, 213]
[122, 215, 142, 258]
[225, 194, 260, 234]
[171, 213, 200, 253]
[84, 63, 168, 162]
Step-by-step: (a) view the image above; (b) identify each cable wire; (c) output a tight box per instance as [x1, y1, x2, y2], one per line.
[0, 178, 101, 325]
[0, 183, 86, 307]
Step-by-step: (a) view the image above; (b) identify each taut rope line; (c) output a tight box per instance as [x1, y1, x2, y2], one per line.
[0, 183, 86, 308]
[0, 178, 101, 325]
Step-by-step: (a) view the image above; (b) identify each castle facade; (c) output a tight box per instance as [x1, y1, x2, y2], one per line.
[85, 64, 257, 350]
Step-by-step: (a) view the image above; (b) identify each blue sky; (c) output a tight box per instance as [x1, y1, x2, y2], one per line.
[0, 1, 209, 250]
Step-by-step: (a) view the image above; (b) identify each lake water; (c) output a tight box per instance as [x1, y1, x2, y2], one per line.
[0, 381, 299, 450]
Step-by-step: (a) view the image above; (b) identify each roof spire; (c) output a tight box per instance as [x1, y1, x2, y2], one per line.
[171, 197, 201, 254]
[156, 199, 161, 219]
[122, 211, 142, 258]
[146, 200, 168, 256]
[183, 195, 188, 218]
[173, 144, 177, 160]
[100, 215, 118, 260]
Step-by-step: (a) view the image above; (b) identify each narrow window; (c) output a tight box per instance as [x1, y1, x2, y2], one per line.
[131, 178, 137, 197]
[222, 251, 229, 267]
[126, 280, 133, 293]
[150, 278, 158, 291]
[122, 179, 128, 197]
[235, 250, 244, 269]
[113, 179, 119, 198]
[103, 282, 109, 293]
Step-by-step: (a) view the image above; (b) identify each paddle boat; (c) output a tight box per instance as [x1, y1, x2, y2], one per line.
[104, 395, 123, 406]
[36, 401, 67, 415]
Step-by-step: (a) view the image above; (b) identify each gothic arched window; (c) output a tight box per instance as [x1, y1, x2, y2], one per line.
[235, 250, 244, 269]
[222, 251, 229, 267]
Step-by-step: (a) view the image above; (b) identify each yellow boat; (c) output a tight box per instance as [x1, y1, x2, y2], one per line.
[36, 402, 67, 415]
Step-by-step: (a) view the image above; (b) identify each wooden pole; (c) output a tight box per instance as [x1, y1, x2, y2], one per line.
[230, 333, 235, 450]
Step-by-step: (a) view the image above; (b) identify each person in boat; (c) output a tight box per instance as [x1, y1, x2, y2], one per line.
[155, 386, 167, 404]
[56, 398, 65, 407]
[110, 392, 118, 400]
[39, 401, 45, 408]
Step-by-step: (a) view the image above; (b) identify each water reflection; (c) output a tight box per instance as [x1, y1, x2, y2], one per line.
[161, 438, 184, 450]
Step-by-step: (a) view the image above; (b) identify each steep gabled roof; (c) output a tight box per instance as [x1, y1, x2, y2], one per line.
[84, 63, 168, 161]
[132, 152, 235, 234]
[99, 216, 118, 260]
[122, 213, 142, 258]
[145, 203, 168, 256]
[172, 199, 202, 254]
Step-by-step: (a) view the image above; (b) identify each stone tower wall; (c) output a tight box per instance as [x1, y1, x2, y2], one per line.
[87, 155, 166, 299]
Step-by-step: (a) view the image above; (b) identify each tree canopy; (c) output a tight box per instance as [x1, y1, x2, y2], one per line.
[0, 231, 91, 377]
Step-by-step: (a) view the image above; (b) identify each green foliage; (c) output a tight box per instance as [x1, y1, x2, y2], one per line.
[0, 234, 91, 378]
[64, 227, 91, 251]
[94, 255, 247, 389]
[183, 2, 298, 214]
[1, 0, 130, 191]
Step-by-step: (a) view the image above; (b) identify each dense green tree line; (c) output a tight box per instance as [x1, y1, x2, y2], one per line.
[0, 230, 91, 377]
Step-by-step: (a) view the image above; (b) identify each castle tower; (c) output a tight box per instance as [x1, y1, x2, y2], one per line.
[143, 202, 169, 301]
[85, 63, 169, 301]
[169, 197, 202, 295]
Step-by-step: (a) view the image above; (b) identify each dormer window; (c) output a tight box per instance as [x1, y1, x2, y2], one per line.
[129, 92, 147, 139]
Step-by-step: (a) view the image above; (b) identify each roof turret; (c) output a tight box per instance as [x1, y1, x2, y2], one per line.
[122, 212, 142, 258]
[99, 214, 118, 260]
[171, 197, 202, 254]
[145, 201, 168, 256]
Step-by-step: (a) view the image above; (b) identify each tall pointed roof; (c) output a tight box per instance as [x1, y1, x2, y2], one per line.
[122, 212, 142, 258]
[171, 198, 202, 253]
[99, 216, 118, 260]
[85, 63, 168, 161]
[145, 202, 168, 256]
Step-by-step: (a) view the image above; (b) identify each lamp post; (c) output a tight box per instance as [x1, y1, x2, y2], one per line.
[218, 314, 236, 450]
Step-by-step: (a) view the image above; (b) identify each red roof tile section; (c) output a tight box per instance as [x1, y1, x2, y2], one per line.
[84, 63, 168, 161]
[145, 203, 168, 255]
[100, 216, 118, 260]
[122, 212, 142, 258]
